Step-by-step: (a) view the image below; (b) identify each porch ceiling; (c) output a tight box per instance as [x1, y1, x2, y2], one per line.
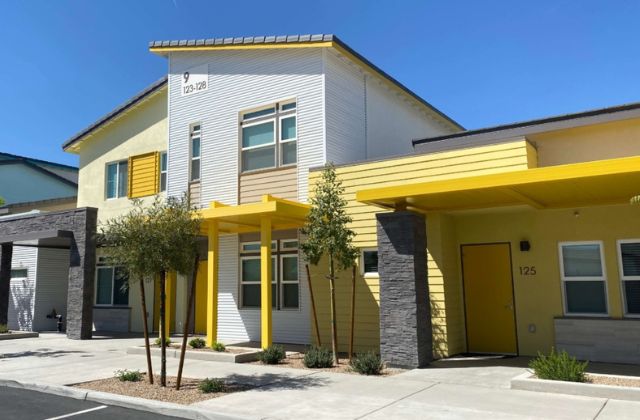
[356, 155, 640, 212]
[199, 195, 309, 233]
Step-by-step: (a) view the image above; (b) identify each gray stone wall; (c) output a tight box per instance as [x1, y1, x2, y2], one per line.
[376, 211, 432, 368]
[0, 208, 97, 339]
[93, 307, 131, 332]
[555, 318, 640, 364]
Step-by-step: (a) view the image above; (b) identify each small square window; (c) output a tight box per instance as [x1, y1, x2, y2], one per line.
[361, 249, 378, 275]
[10, 269, 28, 279]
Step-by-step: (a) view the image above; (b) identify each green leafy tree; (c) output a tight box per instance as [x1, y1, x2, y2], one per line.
[101, 195, 201, 387]
[301, 164, 358, 364]
[632, 196, 640, 205]
[0, 197, 4, 206]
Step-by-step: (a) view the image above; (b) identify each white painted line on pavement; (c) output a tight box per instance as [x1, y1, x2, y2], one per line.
[44, 405, 108, 420]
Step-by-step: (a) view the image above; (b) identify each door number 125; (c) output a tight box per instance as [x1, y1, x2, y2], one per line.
[519, 266, 536, 276]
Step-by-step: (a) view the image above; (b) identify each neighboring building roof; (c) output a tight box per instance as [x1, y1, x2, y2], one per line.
[0, 153, 78, 186]
[413, 101, 640, 152]
[62, 76, 168, 152]
[149, 34, 463, 131]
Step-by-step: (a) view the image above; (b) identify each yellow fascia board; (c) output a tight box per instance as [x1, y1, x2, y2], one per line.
[199, 195, 309, 222]
[150, 41, 333, 54]
[356, 155, 640, 204]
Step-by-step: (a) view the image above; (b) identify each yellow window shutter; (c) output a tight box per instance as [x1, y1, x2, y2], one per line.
[129, 152, 160, 198]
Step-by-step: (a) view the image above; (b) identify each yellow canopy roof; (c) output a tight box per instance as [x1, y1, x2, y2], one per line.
[356, 155, 640, 212]
[199, 195, 310, 233]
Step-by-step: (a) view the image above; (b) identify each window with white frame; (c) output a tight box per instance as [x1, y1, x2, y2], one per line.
[159, 151, 168, 192]
[618, 240, 640, 315]
[10, 268, 28, 279]
[361, 248, 379, 276]
[190, 124, 201, 181]
[240, 101, 297, 172]
[95, 266, 129, 306]
[239, 239, 299, 309]
[106, 160, 128, 199]
[559, 242, 607, 315]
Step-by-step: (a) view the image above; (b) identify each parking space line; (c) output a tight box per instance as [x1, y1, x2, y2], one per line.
[44, 405, 108, 420]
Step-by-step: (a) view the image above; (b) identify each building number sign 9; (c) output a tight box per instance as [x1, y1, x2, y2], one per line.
[181, 63, 208, 97]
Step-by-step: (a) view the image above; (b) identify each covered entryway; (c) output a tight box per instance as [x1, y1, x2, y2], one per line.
[462, 243, 517, 354]
[0, 208, 97, 339]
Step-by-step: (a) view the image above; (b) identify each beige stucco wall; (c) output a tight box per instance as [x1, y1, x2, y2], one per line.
[530, 117, 640, 167]
[75, 89, 167, 225]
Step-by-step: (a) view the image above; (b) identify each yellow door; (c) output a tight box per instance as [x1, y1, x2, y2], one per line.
[462, 243, 517, 354]
[194, 261, 208, 334]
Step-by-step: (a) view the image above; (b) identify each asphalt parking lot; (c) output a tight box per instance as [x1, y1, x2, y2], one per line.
[0, 386, 181, 420]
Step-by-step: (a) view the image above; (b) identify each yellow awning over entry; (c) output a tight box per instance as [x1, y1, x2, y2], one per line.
[356, 155, 640, 212]
[199, 195, 310, 233]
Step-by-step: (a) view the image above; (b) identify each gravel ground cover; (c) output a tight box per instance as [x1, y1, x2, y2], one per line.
[249, 352, 404, 376]
[73, 374, 249, 405]
[151, 344, 248, 354]
[587, 374, 640, 388]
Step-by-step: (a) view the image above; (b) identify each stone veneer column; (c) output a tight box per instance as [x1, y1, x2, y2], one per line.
[376, 211, 432, 368]
[0, 243, 13, 326]
[66, 208, 98, 339]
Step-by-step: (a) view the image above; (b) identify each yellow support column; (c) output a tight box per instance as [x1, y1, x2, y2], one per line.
[260, 216, 273, 348]
[164, 271, 177, 338]
[206, 221, 219, 347]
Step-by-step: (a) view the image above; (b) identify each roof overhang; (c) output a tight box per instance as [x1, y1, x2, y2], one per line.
[356, 155, 640, 212]
[200, 195, 309, 234]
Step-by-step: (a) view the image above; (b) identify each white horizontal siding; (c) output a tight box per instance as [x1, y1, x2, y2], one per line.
[167, 49, 325, 206]
[365, 74, 454, 158]
[32, 248, 69, 331]
[8, 245, 38, 331]
[324, 50, 367, 165]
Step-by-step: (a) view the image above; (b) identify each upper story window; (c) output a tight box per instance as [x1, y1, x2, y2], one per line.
[106, 160, 128, 199]
[559, 241, 608, 316]
[240, 101, 297, 172]
[190, 124, 201, 182]
[159, 152, 168, 192]
[618, 240, 640, 316]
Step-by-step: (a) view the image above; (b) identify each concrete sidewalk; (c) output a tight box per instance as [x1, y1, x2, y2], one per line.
[2, 333, 640, 419]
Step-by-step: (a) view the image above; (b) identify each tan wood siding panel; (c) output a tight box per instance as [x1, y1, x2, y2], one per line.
[239, 166, 298, 204]
[129, 152, 159, 198]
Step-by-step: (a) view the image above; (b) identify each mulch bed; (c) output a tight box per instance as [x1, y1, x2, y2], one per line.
[73, 374, 250, 405]
[586, 374, 640, 388]
[151, 344, 248, 354]
[248, 352, 404, 376]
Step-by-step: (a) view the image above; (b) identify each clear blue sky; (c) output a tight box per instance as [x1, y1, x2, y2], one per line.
[1, 0, 639, 166]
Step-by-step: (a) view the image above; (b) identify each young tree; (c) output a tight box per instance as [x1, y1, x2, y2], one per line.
[101, 199, 157, 384]
[102, 195, 200, 387]
[302, 164, 358, 365]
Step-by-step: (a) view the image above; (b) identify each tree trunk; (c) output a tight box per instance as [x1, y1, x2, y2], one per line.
[139, 275, 153, 384]
[177, 255, 199, 390]
[159, 270, 167, 387]
[306, 264, 321, 347]
[349, 265, 356, 360]
[329, 256, 339, 365]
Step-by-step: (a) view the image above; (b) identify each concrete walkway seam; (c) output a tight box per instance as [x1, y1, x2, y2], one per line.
[0, 379, 247, 420]
[354, 382, 439, 419]
[593, 399, 609, 420]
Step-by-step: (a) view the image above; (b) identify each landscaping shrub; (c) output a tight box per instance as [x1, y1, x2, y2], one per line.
[529, 348, 588, 382]
[258, 344, 285, 364]
[212, 342, 226, 352]
[199, 378, 226, 393]
[0, 324, 8, 334]
[189, 337, 206, 349]
[350, 351, 383, 375]
[303, 346, 334, 368]
[114, 369, 143, 382]
[154, 337, 171, 346]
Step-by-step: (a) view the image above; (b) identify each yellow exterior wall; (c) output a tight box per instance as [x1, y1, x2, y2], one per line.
[309, 139, 535, 356]
[128, 152, 160, 198]
[75, 88, 167, 225]
[530, 118, 640, 167]
[452, 203, 639, 356]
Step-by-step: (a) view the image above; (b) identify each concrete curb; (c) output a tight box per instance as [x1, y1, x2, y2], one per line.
[0, 332, 39, 340]
[127, 346, 261, 363]
[511, 371, 640, 402]
[0, 378, 247, 420]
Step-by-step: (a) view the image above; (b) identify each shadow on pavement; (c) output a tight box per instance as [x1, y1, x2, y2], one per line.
[225, 372, 329, 391]
[0, 349, 87, 359]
